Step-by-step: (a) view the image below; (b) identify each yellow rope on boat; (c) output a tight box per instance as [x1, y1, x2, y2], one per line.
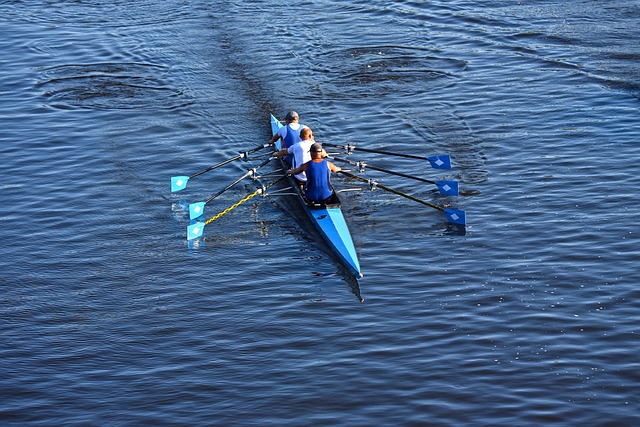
[205, 189, 261, 225]
[203, 175, 287, 225]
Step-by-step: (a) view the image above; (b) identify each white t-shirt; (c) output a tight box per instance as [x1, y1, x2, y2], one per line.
[288, 139, 314, 181]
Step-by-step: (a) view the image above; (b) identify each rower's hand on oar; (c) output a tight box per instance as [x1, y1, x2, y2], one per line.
[273, 147, 287, 157]
[329, 164, 342, 173]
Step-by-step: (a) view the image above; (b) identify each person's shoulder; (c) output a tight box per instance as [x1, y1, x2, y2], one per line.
[299, 140, 313, 150]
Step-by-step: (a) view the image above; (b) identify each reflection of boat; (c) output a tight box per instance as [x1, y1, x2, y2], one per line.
[271, 114, 362, 280]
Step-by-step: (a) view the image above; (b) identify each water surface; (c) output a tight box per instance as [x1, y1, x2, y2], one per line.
[1, 1, 639, 425]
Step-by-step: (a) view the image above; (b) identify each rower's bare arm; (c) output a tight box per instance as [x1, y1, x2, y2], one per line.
[288, 162, 309, 176]
[273, 147, 288, 157]
[268, 133, 281, 145]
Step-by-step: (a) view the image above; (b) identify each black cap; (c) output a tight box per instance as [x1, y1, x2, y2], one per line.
[310, 143, 323, 152]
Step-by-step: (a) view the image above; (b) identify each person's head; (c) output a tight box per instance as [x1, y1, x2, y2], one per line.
[310, 142, 324, 158]
[285, 111, 299, 123]
[300, 127, 313, 140]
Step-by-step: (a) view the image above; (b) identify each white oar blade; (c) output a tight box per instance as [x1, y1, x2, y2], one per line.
[187, 222, 205, 240]
[436, 180, 459, 196]
[171, 176, 189, 192]
[444, 208, 466, 225]
[189, 202, 206, 220]
[427, 155, 452, 169]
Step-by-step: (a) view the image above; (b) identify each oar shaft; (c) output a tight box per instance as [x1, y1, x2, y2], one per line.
[190, 143, 270, 179]
[205, 171, 252, 203]
[204, 157, 274, 204]
[323, 142, 426, 161]
[191, 155, 241, 178]
[332, 157, 436, 185]
[339, 171, 444, 212]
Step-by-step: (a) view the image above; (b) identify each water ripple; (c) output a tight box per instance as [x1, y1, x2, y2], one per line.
[312, 46, 467, 98]
[36, 62, 192, 111]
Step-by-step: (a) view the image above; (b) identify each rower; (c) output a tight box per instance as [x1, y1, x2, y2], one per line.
[267, 111, 306, 166]
[274, 127, 315, 187]
[287, 143, 341, 204]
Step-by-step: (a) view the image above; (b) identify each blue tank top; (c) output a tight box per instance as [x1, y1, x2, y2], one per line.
[283, 124, 303, 148]
[304, 160, 332, 202]
[283, 124, 303, 164]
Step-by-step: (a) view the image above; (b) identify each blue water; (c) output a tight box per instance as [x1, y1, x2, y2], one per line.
[1, 1, 639, 425]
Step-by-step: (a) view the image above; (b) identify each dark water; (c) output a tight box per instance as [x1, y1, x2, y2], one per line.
[2, 1, 639, 425]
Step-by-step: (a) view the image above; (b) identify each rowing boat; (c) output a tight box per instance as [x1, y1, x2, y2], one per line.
[270, 114, 362, 279]
[179, 115, 464, 287]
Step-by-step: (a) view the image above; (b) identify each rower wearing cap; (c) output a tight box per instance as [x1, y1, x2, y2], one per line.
[288, 143, 341, 204]
[268, 111, 307, 165]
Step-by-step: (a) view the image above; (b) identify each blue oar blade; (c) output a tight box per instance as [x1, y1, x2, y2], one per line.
[189, 201, 206, 220]
[444, 208, 466, 225]
[171, 176, 189, 192]
[436, 180, 459, 196]
[427, 155, 452, 169]
[187, 222, 205, 240]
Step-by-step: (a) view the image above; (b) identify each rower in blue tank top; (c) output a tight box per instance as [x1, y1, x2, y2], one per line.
[267, 111, 306, 165]
[287, 142, 342, 204]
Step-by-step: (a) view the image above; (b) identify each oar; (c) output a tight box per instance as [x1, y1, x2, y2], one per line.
[339, 170, 466, 225]
[331, 157, 458, 196]
[171, 143, 271, 192]
[187, 175, 287, 240]
[188, 157, 274, 219]
[321, 142, 451, 169]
